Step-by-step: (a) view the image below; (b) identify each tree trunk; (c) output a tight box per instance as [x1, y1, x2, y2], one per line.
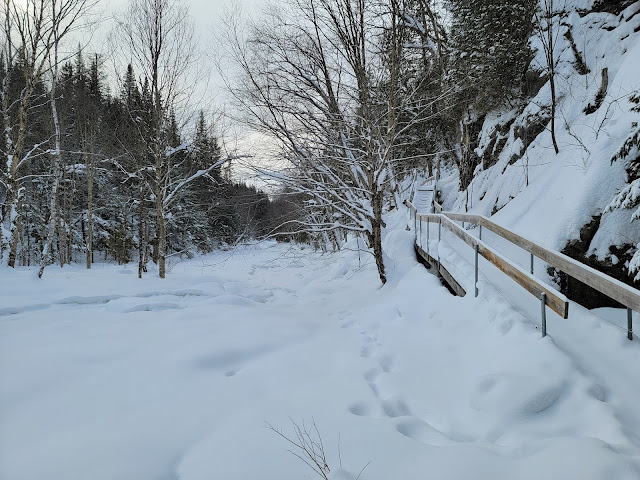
[39, 164, 62, 278]
[58, 168, 68, 267]
[138, 182, 146, 278]
[155, 180, 166, 279]
[545, 0, 559, 155]
[86, 151, 93, 269]
[65, 166, 74, 264]
[6, 91, 36, 268]
[4, 179, 21, 267]
[371, 189, 386, 285]
[459, 120, 477, 191]
[56, 196, 65, 267]
[38, 28, 62, 279]
[549, 60, 559, 154]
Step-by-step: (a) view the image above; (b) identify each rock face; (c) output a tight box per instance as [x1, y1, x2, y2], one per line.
[551, 216, 640, 309]
[436, 0, 640, 309]
[585, 0, 637, 15]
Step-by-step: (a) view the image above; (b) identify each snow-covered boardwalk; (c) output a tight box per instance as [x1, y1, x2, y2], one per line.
[1, 238, 639, 480]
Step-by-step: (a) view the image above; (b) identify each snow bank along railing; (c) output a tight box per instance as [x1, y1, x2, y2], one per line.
[405, 200, 568, 337]
[406, 199, 639, 340]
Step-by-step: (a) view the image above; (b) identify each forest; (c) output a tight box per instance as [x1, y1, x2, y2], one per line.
[2, 0, 639, 286]
[3, 1, 640, 478]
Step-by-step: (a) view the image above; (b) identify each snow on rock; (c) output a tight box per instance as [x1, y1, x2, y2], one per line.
[440, 1, 640, 262]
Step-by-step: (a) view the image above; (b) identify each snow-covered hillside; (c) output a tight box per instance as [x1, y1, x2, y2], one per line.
[1, 227, 639, 480]
[438, 0, 640, 291]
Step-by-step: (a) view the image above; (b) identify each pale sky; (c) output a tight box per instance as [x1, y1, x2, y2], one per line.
[74, 0, 279, 188]
[88, 0, 263, 134]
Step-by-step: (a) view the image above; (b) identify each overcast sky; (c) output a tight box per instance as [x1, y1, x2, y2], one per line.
[89, 0, 263, 131]
[78, 0, 277, 188]
[96, 0, 259, 94]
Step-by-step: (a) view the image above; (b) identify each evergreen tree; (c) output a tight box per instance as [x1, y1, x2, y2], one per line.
[447, 0, 537, 115]
[445, 0, 536, 191]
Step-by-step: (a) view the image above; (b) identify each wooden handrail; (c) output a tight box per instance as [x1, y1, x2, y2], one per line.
[417, 213, 569, 318]
[443, 212, 640, 312]
[405, 198, 639, 338]
[421, 175, 436, 186]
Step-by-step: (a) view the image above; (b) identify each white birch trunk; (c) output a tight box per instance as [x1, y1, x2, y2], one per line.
[38, 17, 62, 279]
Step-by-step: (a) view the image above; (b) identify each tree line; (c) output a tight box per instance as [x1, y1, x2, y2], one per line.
[1, 0, 294, 278]
[3, 0, 580, 283]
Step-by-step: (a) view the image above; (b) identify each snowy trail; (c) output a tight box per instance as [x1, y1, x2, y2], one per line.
[1, 239, 640, 480]
[425, 221, 640, 459]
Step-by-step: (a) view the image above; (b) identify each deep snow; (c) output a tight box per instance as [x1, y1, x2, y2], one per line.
[1, 217, 640, 480]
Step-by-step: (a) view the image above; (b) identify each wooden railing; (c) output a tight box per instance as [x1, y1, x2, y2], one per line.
[405, 199, 639, 340]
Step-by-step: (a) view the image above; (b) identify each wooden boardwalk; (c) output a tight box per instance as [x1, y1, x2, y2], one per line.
[405, 196, 640, 340]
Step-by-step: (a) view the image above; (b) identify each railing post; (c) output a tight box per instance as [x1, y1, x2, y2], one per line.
[628, 308, 633, 341]
[541, 293, 547, 338]
[479, 225, 482, 241]
[438, 217, 442, 269]
[427, 218, 430, 255]
[419, 217, 423, 249]
[474, 244, 479, 297]
[530, 253, 534, 275]
[414, 211, 417, 244]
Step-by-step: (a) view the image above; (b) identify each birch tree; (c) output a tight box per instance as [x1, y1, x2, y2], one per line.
[1, 0, 96, 268]
[115, 0, 196, 278]
[116, 0, 237, 277]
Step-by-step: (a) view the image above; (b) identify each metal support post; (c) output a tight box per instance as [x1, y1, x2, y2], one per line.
[530, 253, 534, 275]
[438, 217, 442, 269]
[541, 293, 547, 338]
[414, 211, 417, 244]
[427, 218, 430, 254]
[474, 244, 479, 297]
[479, 225, 482, 241]
[419, 218, 422, 249]
[628, 308, 633, 341]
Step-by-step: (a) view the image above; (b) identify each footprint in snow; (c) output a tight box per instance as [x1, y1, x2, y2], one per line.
[587, 383, 608, 402]
[360, 345, 374, 358]
[378, 354, 396, 373]
[348, 402, 376, 417]
[381, 396, 412, 418]
[363, 367, 381, 384]
[395, 418, 456, 446]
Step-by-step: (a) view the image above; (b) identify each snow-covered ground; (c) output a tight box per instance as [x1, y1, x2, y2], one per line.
[2, 215, 640, 480]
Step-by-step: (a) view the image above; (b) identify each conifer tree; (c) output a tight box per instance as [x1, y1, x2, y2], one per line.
[446, 0, 537, 190]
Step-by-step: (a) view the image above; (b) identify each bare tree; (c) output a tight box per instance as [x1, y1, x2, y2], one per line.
[223, 0, 444, 284]
[115, 0, 200, 278]
[39, 0, 94, 277]
[535, 0, 561, 154]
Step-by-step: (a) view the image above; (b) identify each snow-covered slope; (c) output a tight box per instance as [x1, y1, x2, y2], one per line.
[439, 0, 640, 275]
